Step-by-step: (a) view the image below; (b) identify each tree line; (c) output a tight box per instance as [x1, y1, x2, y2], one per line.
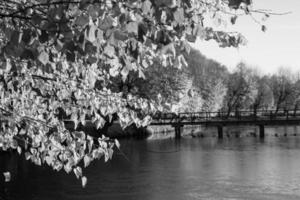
[170, 48, 300, 115]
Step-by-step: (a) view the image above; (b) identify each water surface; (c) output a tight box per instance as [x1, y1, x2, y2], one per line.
[2, 135, 300, 200]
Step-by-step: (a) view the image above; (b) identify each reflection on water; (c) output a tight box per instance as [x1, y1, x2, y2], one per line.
[150, 125, 300, 139]
[2, 131, 300, 199]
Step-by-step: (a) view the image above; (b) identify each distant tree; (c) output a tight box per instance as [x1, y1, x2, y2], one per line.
[202, 79, 227, 112]
[183, 48, 229, 112]
[252, 76, 274, 111]
[269, 68, 295, 113]
[185, 48, 229, 89]
[285, 76, 300, 114]
[108, 59, 185, 107]
[223, 62, 258, 115]
[170, 75, 203, 113]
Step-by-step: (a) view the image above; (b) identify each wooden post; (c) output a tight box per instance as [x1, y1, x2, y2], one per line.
[175, 126, 179, 139]
[173, 124, 183, 139]
[217, 125, 223, 139]
[259, 124, 265, 138]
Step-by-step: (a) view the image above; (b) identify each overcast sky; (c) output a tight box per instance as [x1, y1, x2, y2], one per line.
[192, 0, 300, 75]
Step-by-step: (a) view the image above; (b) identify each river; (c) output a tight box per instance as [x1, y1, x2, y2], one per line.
[2, 129, 300, 200]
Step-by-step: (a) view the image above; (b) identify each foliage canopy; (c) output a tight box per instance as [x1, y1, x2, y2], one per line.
[0, 0, 269, 186]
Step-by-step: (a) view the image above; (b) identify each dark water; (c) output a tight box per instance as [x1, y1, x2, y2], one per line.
[2, 136, 300, 200]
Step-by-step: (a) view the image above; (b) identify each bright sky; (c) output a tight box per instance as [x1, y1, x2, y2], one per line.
[191, 0, 300, 75]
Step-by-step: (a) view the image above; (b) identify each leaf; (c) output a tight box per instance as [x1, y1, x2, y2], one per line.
[38, 51, 49, 65]
[160, 43, 176, 57]
[104, 150, 109, 162]
[45, 156, 53, 166]
[104, 45, 115, 58]
[19, 128, 26, 135]
[84, 155, 92, 168]
[99, 16, 113, 31]
[75, 14, 89, 27]
[73, 166, 82, 179]
[155, 0, 177, 8]
[18, 31, 23, 43]
[71, 112, 79, 130]
[138, 68, 145, 79]
[115, 139, 120, 149]
[142, 0, 152, 15]
[141, 59, 149, 68]
[5, 59, 12, 73]
[85, 25, 97, 42]
[96, 29, 104, 42]
[31, 13, 43, 25]
[64, 163, 73, 174]
[80, 112, 86, 126]
[35, 157, 42, 166]
[92, 149, 102, 159]
[126, 22, 138, 34]
[81, 176, 87, 188]
[121, 65, 130, 81]
[3, 172, 11, 182]
[87, 136, 94, 153]
[108, 148, 113, 160]
[114, 30, 128, 41]
[99, 140, 108, 149]
[109, 65, 120, 77]
[95, 116, 106, 129]
[108, 114, 113, 123]
[142, 115, 152, 127]
[53, 39, 63, 52]
[105, 0, 113, 8]
[187, 89, 194, 97]
[174, 8, 184, 24]
[25, 152, 31, 160]
[87, 5, 101, 19]
[17, 146, 22, 155]
[54, 161, 63, 172]
[87, 70, 97, 89]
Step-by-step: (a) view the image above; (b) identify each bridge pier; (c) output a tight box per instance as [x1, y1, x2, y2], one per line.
[217, 125, 223, 139]
[259, 124, 265, 138]
[172, 124, 184, 139]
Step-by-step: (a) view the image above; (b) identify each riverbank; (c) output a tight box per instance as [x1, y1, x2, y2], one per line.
[147, 125, 300, 139]
[64, 120, 151, 139]
[64, 120, 300, 140]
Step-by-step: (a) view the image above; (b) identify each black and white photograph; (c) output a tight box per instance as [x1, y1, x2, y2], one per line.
[1, 0, 300, 199]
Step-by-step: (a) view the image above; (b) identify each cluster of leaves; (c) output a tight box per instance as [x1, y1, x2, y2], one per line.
[0, 0, 266, 186]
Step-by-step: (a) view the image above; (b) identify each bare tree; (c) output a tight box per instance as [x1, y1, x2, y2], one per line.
[223, 62, 258, 116]
[268, 68, 295, 113]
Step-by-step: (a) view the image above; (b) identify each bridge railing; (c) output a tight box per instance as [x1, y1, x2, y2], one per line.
[152, 109, 300, 123]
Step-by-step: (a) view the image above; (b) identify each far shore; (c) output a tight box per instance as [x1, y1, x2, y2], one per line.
[63, 120, 300, 140]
